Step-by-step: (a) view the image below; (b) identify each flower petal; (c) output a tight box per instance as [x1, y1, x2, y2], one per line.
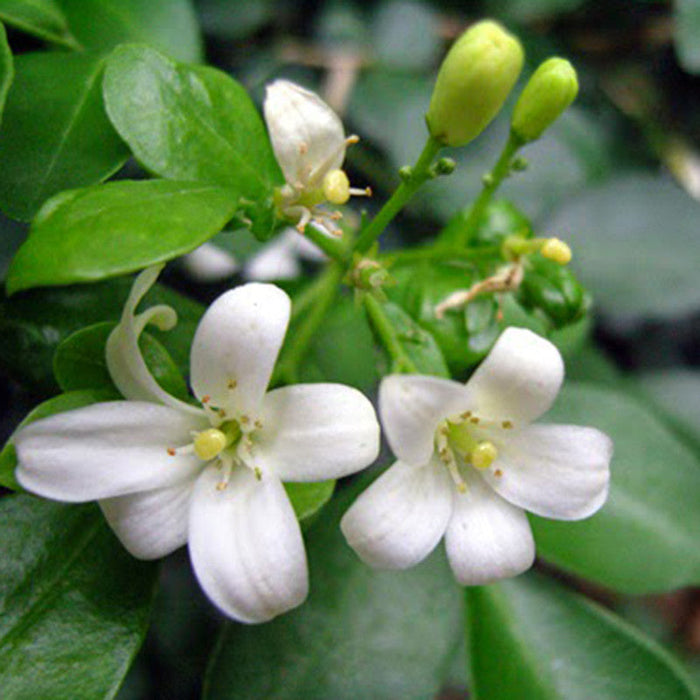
[379, 374, 471, 466]
[15, 401, 207, 502]
[188, 464, 308, 623]
[106, 265, 203, 416]
[466, 327, 564, 426]
[244, 231, 302, 282]
[445, 474, 535, 586]
[183, 242, 239, 283]
[483, 424, 612, 520]
[253, 384, 380, 481]
[190, 283, 291, 418]
[340, 457, 453, 569]
[99, 476, 196, 560]
[263, 80, 346, 187]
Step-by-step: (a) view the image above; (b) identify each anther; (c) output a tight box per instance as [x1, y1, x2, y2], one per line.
[227, 379, 237, 390]
[167, 448, 176, 456]
[299, 142, 308, 155]
[502, 420, 513, 429]
[201, 395, 211, 404]
[494, 469, 503, 478]
[254, 420, 263, 429]
[346, 134, 360, 145]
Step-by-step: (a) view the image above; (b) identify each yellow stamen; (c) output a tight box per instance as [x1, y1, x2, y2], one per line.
[471, 441, 498, 470]
[194, 429, 228, 461]
[322, 169, 351, 205]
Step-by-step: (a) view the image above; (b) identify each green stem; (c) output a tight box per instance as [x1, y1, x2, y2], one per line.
[363, 294, 418, 374]
[354, 135, 442, 254]
[379, 245, 500, 266]
[454, 131, 524, 248]
[274, 262, 344, 384]
[302, 223, 349, 262]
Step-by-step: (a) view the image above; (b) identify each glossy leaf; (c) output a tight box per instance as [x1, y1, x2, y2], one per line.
[532, 382, 700, 593]
[0, 0, 77, 47]
[0, 275, 204, 391]
[0, 22, 13, 127]
[284, 480, 335, 524]
[0, 494, 157, 697]
[388, 261, 500, 377]
[103, 44, 282, 238]
[6, 179, 239, 294]
[203, 477, 464, 700]
[53, 321, 190, 401]
[544, 174, 700, 319]
[56, 0, 203, 63]
[381, 301, 449, 377]
[0, 51, 129, 222]
[467, 573, 698, 699]
[296, 293, 379, 393]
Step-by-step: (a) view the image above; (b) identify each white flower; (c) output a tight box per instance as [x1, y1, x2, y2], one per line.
[341, 327, 612, 586]
[15, 267, 381, 623]
[264, 79, 370, 234]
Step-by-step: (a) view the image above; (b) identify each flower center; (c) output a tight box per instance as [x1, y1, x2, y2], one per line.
[435, 416, 501, 493]
[193, 420, 242, 460]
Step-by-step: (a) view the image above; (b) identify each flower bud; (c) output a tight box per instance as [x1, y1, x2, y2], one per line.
[511, 58, 579, 143]
[426, 20, 524, 147]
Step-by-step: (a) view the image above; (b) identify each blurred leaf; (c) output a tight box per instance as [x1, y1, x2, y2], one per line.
[372, 0, 440, 70]
[544, 174, 700, 319]
[467, 572, 698, 699]
[0, 275, 203, 391]
[0, 22, 13, 127]
[0, 51, 128, 222]
[0, 388, 117, 490]
[103, 44, 281, 238]
[675, 0, 700, 74]
[7, 179, 239, 293]
[532, 382, 700, 593]
[381, 301, 450, 376]
[197, 0, 274, 40]
[638, 369, 700, 453]
[0, 0, 77, 48]
[284, 480, 335, 523]
[485, 0, 586, 23]
[0, 495, 157, 698]
[203, 477, 464, 700]
[56, 0, 203, 63]
[53, 321, 190, 401]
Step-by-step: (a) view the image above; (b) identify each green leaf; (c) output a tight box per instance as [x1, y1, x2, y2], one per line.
[388, 261, 500, 377]
[544, 174, 700, 319]
[296, 293, 379, 393]
[0, 275, 204, 391]
[531, 382, 700, 593]
[675, 0, 700, 74]
[0, 22, 13, 127]
[382, 301, 449, 376]
[53, 321, 190, 401]
[284, 480, 335, 524]
[56, 0, 203, 63]
[0, 0, 77, 48]
[467, 572, 698, 699]
[203, 477, 464, 700]
[6, 179, 239, 293]
[0, 495, 157, 698]
[638, 369, 700, 454]
[0, 51, 129, 222]
[103, 44, 282, 238]
[0, 388, 117, 490]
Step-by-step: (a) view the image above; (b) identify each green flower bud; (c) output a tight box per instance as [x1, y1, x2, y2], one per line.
[511, 58, 579, 143]
[426, 20, 524, 147]
[517, 256, 588, 327]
